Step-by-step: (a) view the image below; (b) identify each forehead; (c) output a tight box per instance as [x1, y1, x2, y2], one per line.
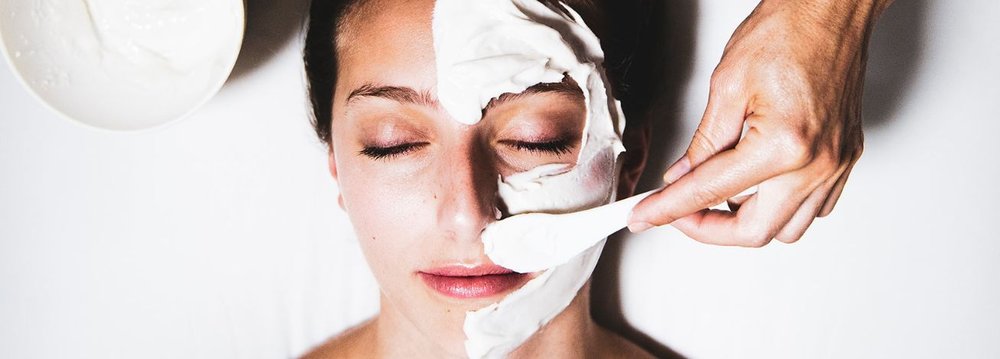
[334, 0, 436, 101]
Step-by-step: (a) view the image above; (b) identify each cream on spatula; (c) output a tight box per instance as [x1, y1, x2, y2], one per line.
[482, 188, 660, 273]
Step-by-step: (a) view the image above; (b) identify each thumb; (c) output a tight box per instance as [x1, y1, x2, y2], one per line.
[664, 86, 747, 184]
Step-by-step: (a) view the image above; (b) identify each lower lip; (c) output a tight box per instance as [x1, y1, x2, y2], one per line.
[418, 272, 529, 299]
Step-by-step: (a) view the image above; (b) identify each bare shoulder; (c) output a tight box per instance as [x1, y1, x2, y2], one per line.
[300, 319, 377, 359]
[592, 324, 655, 359]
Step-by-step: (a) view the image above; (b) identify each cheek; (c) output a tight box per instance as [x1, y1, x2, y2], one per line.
[563, 151, 618, 211]
[344, 190, 428, 233]
[581, 149, 618, 196]
[335, 154, 434, 267]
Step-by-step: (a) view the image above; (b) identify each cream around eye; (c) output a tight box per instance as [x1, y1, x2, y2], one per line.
[487, 95, 586, 142]
[433, 0, 627, 357]
[488, 110, 585, 166]
[497, 138, 575, 155]
[493, 137, 579, 176]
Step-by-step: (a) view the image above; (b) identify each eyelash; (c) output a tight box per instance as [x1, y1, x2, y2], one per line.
[360, 139, 572, 160]
[360, 143, 428, 160]
[503, 139, 574, 155]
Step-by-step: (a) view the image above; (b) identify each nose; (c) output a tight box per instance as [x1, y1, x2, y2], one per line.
[436, 132, 497, 243]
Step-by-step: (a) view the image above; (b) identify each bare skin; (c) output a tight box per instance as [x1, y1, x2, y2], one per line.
[301, 0, 652, 357]
[629, 0, 897, 246]
[304, 284, 651, 359]
[304, 0, 898, 355]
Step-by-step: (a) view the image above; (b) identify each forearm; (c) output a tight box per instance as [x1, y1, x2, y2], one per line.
[736, 0, 894, 88]
[757, 0, 895, 37]
[763, 0, 896, 17]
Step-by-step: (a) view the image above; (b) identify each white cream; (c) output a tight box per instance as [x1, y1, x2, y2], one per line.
[432, 0, 627, 357]
[78, 0, 232, 86]
[0, 0, 243, 130]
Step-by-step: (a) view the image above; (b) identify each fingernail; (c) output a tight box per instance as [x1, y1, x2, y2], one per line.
[627, 222, 654, 233]
[663, 156, 691, 184]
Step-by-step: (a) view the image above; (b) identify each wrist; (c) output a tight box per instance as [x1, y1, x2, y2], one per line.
[758, 0, 893, 37]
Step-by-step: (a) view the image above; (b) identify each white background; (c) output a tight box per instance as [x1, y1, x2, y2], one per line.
[1, 0, 997, 358]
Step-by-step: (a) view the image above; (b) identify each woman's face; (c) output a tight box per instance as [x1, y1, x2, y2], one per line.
[327, 0, 604, 353]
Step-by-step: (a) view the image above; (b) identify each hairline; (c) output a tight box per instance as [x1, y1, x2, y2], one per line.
[305, 0, 630, 150]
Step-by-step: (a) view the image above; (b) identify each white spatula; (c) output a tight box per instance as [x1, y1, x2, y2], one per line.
[482, 188, 659, 273]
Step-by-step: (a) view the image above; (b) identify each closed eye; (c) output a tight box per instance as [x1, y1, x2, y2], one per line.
[359, 142, 428, 160]
[499, 139, 574, 155]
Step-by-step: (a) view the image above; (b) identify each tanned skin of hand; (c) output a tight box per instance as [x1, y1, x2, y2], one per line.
[628, 0, 896, 246]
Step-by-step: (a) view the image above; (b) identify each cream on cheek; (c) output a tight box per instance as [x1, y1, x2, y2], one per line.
[433, 0, 627, 358]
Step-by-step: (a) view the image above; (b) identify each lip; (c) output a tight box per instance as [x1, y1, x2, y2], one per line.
[418, 264, 530, 299]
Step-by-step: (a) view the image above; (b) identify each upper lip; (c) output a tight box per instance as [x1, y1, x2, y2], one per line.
[420, 263, 515, 277]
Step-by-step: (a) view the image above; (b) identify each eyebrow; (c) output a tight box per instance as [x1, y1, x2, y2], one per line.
[344, 78, 583, 109]
[484, 78, 584, 111]
[346, 84, 437, 106]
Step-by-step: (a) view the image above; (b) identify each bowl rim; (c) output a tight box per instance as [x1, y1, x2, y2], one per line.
[0, 0, 247, 133]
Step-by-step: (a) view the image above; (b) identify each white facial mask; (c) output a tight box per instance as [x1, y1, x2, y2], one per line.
[432, 0, 627, 358]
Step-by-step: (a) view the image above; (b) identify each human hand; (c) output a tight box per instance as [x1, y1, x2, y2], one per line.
[627, 0, 894, 246]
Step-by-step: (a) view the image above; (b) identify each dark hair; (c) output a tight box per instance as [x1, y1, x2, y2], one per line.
[303, 0, 655, 149]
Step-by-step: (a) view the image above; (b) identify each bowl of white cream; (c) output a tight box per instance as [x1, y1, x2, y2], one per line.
[0, 0, 245, 131]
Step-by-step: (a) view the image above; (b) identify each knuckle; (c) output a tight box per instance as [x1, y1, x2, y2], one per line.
[774, 232, 802, 244]
[773, 131, 815, 170]
[743, 232, 772, 248]
[690, 127, 721, 156]
[737, 221, 773, 248]
[691, 184, 726, 208]
[812, 150, 841, 177]
[709, 68, 741, 98]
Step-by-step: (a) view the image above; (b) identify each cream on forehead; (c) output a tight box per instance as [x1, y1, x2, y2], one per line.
[432, 0, 604, 126]
[433, 0, 628, 358]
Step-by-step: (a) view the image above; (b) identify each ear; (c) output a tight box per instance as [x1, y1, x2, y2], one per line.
[327, 146, 347, 211]
[616, 121, 651, 199]
[327, 145, 338, 180]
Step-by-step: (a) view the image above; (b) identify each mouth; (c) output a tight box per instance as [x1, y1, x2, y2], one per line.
[418, 264, 531, 299]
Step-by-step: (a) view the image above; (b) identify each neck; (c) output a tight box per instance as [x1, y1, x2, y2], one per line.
[372, 295, 464, 358]
[373, 282, 599, 359]
[509, 281, 598, 358]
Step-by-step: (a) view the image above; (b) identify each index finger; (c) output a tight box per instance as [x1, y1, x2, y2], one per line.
[628, 126, 803, 228]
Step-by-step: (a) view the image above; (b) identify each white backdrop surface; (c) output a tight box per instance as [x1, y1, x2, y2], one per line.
[1, 0, 998, 358]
